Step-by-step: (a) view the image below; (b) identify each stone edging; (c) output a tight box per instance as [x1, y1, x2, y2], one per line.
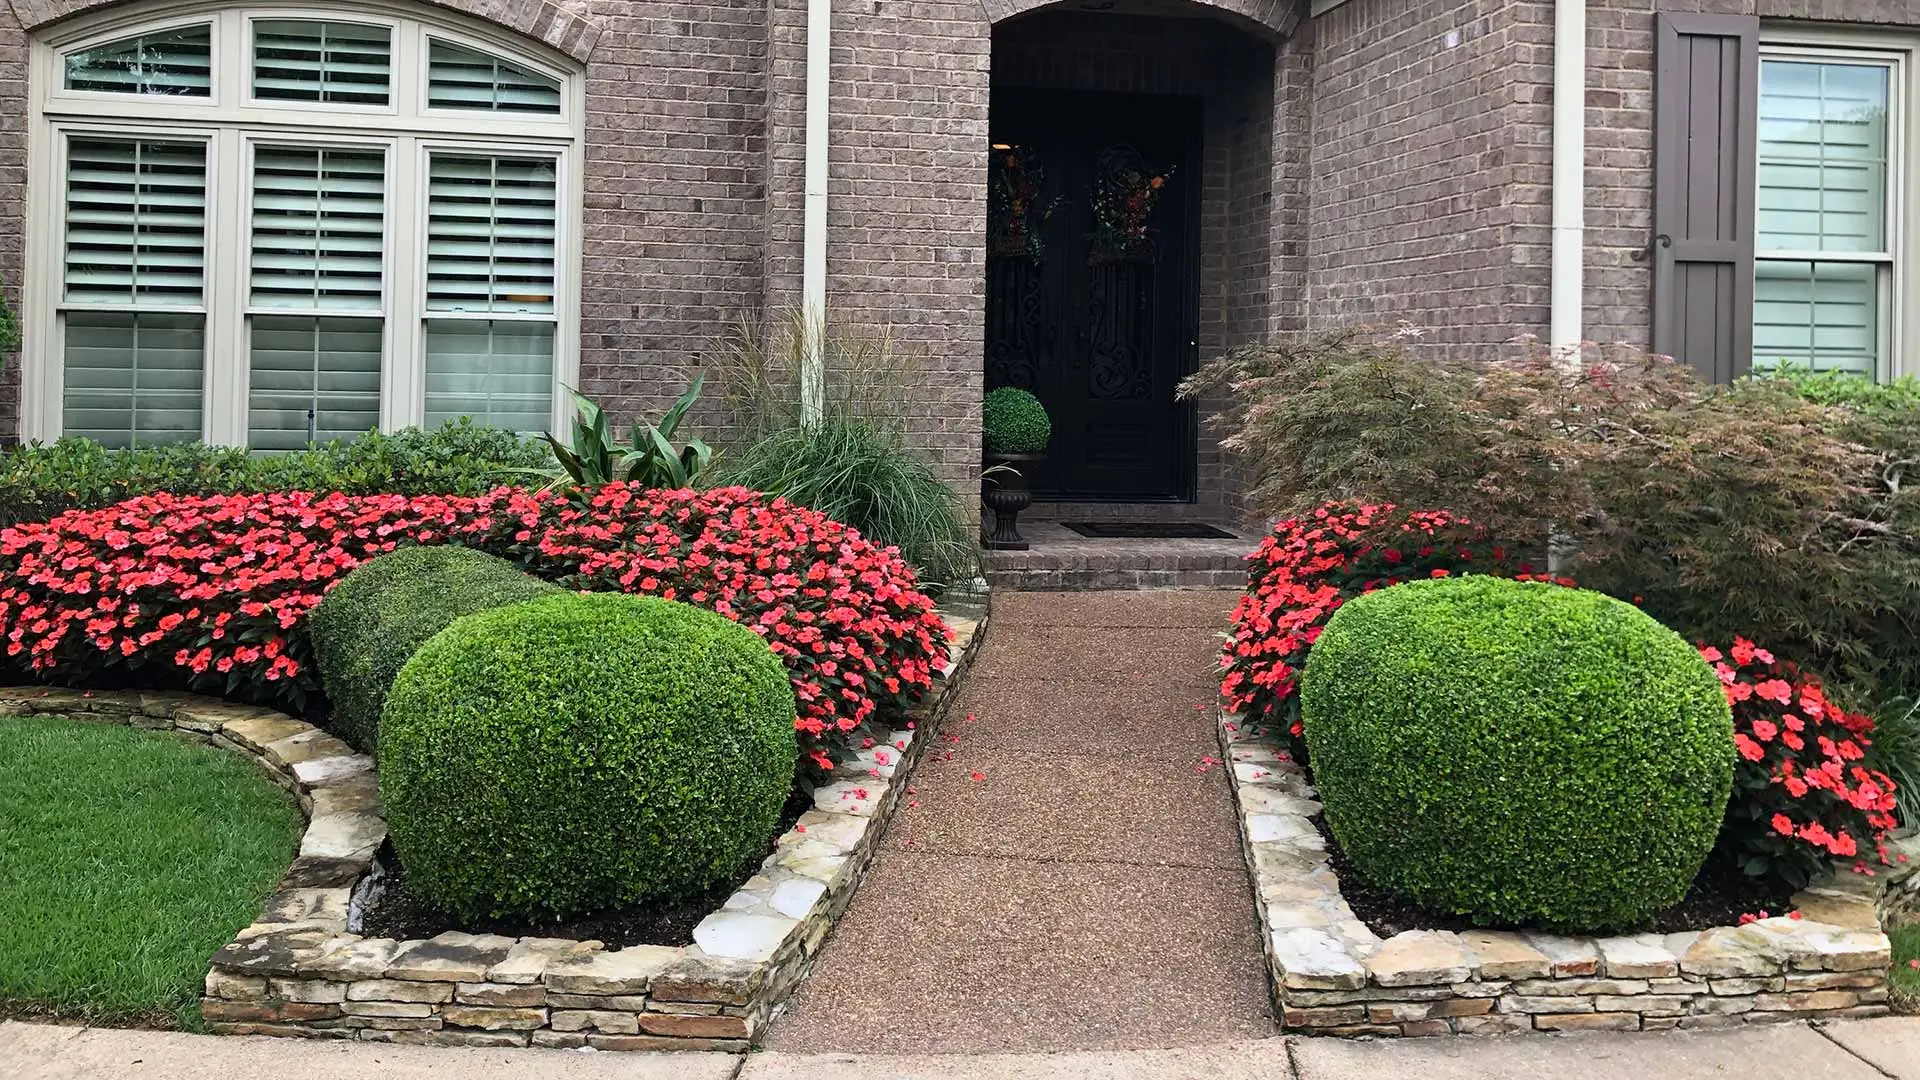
[1219, 712, 1902, 1036]
[0, 598, 986, 1051]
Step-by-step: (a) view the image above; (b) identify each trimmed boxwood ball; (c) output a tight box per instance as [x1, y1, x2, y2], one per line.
[308, 545, 559, 754]
[379, 592, 798, 920]
[983, 386, 1051, 455]
[1300, 576, 1734, 931]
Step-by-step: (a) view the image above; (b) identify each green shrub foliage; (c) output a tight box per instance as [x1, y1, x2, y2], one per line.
[1300, 576, 1734, 931]
[983, 387, 1051, 456]
[715, 416, 977, 589]
[308, 546, 560, 753]
[379, 592, 798, 920]
[0, 419, 551, 527]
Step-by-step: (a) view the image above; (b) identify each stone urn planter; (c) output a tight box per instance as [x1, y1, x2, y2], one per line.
[980, 387, 1052, 552]
[982, 452, 1043, 550]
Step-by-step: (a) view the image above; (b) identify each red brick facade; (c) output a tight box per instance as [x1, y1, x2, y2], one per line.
[4, 0, 1919, 514]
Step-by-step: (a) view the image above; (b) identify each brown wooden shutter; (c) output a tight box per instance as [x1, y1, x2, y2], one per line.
[1652, 14, 1760, 383]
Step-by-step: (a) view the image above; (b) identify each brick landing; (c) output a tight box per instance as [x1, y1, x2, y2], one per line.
[981, 521, 1257, 590]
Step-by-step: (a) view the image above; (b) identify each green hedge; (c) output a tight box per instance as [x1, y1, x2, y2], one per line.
[983, 387, 1051, 456]
[1300, 576, 1733, 931]
[308, 546, 561, 754]
[0, 420, 551, 527]
[379, 592, 798, 920]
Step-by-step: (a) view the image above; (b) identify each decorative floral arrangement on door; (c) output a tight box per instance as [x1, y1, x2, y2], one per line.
[1090, 145, 1173, 263]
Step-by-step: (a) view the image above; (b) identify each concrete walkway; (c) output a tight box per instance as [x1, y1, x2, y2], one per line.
[767, 590, 1271, 1053]
[6, 1018, 1918, 1079]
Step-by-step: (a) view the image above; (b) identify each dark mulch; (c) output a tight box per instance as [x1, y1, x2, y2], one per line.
[359, 786, 812, 948]
[1312, 815, 1795, 938]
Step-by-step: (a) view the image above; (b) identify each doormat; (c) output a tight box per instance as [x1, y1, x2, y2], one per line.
[1063, 522, 1239, 540]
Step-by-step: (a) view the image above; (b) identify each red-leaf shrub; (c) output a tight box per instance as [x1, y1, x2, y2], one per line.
[0, 484, 948, 770]
[1221, 503, 1545, 753]
[1704, 637, 1899, 890]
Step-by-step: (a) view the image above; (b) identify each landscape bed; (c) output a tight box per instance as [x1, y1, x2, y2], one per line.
[1220, 712, 1906, 1036]
[0, 595, 985, 1051]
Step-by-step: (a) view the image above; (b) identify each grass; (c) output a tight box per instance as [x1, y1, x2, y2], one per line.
[0, 715, 301, 1029]
[1892, 918, 1920, 1013]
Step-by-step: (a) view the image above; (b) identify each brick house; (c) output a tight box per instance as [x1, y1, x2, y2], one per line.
[0, 0, 1911, 521]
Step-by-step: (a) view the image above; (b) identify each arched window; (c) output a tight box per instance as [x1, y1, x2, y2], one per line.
[24, 3, 582, 448]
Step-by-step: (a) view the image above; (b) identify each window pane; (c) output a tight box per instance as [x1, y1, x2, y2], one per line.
[428, 38, 562, 114]
[63, 311, 204, 447]
[424, 319, 553, 433]
[251, 146, 386, 310]
[426, 154, 557, 314]
[64, 137, 206, 306]
[1758, 60, 1889, 254]
[65, 24, 212, 96]
[1754, 260, 1880, 377]
[248, 315, 382, 450]
[253, 20, 391, 105]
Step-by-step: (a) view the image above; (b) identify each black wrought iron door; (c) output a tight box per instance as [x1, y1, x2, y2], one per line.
[984, 88, 1201, 501]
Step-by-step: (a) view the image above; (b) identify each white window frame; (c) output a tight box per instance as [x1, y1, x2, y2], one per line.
[1757, 28, 1918, 382]
[22, 0, 586, 446]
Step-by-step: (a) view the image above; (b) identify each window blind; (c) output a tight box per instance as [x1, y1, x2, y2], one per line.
[427, 38, 562, 114]
[1757, 60, 1889, 254]
[64, 137, 207, 305]
[65, 24, 212, 96]
[250, 146, 385, 310]
[248, 315, 383, 449]
[424, 319, 552, 433]
[1754, 260, 1878, 377]
[426, 154, 557, 313]
[252, 20, 391, 105]
[63, 311, 204, 447]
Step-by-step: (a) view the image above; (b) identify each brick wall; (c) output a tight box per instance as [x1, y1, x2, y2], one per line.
[0, 4, 26, 441]
[1304, 0, 1554, 359]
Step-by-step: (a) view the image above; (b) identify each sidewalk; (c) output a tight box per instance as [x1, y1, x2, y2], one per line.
[765, 590, 1270, 1053]
[5, 1018, 1916, 1079]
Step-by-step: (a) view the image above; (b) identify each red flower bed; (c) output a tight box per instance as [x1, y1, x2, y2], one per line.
[1220, 503, 1541, 751]
[0, 485, 948, 770]
[1704, 637, 1899, 890]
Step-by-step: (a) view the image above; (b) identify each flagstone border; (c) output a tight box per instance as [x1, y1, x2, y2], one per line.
[0, 596, 986, 1051]
[1220, 712, 1905, 1036]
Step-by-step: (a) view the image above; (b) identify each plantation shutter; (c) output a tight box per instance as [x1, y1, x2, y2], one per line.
[252, 20, 391, 105]
[427, 38, 563, 114]
[65, 24, 212, 96]
[423, 320, 554, 433]
[1751, 60, 1892, 378]
[65, 137, 207, 304]
[246, 146, 386, 449]
[61, 136, 208, 447]
[422, 153, 557, 433]
[1652, 14, 1760, 383]
[249, 146, 385, 310]
[425, 154, 558, 313]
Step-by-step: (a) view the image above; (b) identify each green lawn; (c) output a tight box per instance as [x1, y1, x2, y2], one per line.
[1893, 918, 1920, 1012]
[0, 715, 301, 1028]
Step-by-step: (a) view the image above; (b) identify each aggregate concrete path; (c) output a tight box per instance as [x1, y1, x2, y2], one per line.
[8, 1020, 1918, 1079]
[765, 590, 1272, 1053]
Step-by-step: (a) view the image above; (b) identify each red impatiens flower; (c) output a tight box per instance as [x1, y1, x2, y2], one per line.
[0, 484, 950, 774]
[1699, 638, 1899, 891]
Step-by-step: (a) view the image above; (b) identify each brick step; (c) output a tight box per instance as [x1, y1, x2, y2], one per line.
[979, 521, 1255, 591]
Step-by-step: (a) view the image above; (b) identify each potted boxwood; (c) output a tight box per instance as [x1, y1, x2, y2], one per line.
[981, 386, 1051, 550]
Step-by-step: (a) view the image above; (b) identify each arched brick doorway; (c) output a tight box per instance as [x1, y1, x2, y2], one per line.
[985, 1, 1284, 514]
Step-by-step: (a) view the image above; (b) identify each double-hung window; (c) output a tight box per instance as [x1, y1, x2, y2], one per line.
[1754, 38, 1908, 380]
[26, 4, 581, 449]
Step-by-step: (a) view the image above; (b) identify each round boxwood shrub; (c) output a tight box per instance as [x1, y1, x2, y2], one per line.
[309, 545, 559, 754]
[983, 387, 1051, 455]
[379, 592, 798, 920]
[1299, 576, 1733, 931]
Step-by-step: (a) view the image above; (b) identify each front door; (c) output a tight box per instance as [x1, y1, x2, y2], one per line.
[984, 89, 1201, 501]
